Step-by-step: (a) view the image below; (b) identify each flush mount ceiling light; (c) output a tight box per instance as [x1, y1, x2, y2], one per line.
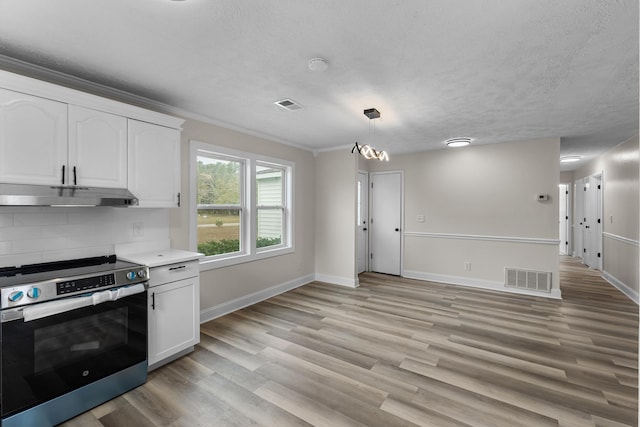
[446, 137, 472, 148]
[560, 155, 581, 163]
[308, 57, 329, 72]
[351, 108, 389, 161]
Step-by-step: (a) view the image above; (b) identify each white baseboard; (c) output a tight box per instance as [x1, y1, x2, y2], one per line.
[403, 270, 562, 300]
[602, 270, 639, 305]
[199, 273, 315, 323]
[314, 273, 359, 288]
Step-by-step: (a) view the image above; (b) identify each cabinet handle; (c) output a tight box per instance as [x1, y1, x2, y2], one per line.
[151, 292, 155, 310]
[61, 165, 65, 185]
[177, 192, 181, 207]
[73, 166, 77, 186]
[169, 265, 186, 271]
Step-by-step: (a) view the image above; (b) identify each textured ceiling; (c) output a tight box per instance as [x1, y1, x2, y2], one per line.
[0, 0, 637, 171]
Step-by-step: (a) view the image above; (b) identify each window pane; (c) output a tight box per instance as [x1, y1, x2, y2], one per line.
[197, 209, 241, 256]
[256, 165, 282, 205]
[196, 155, 242, 257]
[257, 208, 282, 248]
[197, 157, 241, 205]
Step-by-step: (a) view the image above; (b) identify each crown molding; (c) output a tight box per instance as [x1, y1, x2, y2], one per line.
[0, 55, 314, 153]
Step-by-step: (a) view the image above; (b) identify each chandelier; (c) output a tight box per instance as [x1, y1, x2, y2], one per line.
[351, 108, 389, 161]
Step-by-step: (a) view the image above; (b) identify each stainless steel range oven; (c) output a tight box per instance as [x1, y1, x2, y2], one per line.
[0, 255, 149, 427]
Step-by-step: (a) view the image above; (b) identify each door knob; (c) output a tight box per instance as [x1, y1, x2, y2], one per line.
[395, 228, 400, 232]
[363, 228, 367, 231]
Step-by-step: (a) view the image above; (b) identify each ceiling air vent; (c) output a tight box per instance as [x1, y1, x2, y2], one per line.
[274, 98, 303, 111]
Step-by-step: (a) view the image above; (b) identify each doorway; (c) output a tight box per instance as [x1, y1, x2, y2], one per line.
[356, 171, 369, 274]
[369, 171, 403, 275]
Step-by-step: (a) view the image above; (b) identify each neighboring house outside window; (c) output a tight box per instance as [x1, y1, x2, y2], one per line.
[256, 163, 285, 250]
[190, 141, 294, 270]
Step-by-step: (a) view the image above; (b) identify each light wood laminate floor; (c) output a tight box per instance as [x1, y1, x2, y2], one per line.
[62, 256, 638, 427]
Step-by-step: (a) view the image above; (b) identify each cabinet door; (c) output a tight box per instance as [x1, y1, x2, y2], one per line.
[128, 119, 180, 207]
[68, 105, 127, 188]
[0, 88, 67, 185]
[148, 277, 200, 366]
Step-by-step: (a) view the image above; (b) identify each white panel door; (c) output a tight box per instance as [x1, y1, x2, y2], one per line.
[370, 171, 402, 275]
[68, 105, 127, 188]
[357, 171, 369, 274]
[0, 88, 67, 185]
[574, 179, 584, 258]
[559, 184, 569, 255]
[582, 174, 603, 269]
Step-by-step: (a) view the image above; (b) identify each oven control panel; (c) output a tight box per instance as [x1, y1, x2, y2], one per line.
[58, 273, 116, 295]
[1, 266, 149, 309]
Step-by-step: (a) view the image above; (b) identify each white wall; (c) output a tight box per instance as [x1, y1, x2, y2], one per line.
[367, 137, 561, 297]
[169, 117, 317, 321]
[314, 150, 359, 287]
[574, 135, 639, 302]
[0, 206, 169, 267]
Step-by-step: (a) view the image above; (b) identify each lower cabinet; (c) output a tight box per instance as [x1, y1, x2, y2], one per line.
[148, 273, 200, 368]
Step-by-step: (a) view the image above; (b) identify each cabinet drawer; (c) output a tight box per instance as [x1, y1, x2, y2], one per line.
[148, 260, 199, 287]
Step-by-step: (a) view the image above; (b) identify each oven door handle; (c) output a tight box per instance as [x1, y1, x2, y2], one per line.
[22, 294, 94, 322]
[92, 283, 145, 305]
[19, 284, 146, 323]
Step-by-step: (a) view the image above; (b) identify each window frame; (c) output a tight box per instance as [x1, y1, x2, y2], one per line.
[189, 140, 294, 271]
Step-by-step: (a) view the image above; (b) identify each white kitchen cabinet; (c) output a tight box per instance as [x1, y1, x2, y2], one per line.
[128, 119, 181, 208]
[0, 88, 67, 185]
[0, 88, 129, 188]
[68, 105, 127, 188]
[147, 259, 200, 369]
[0, 70, 184, 195]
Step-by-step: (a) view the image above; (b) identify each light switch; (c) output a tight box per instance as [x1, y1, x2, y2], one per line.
[416, 214, 425, 223]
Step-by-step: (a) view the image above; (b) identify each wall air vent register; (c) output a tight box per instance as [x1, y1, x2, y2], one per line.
[505, 267, 551, 293]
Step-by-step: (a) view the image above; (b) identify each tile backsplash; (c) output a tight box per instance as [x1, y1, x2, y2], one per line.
[0, 206, 169, 267]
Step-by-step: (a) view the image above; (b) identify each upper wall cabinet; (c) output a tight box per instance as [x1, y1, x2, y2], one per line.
[0, 89, 128, 188]
[0, 69, 184, 202]
[69, 105, 127, 188]
[0, 88, 67, 185]
[128, 119, 181, 208]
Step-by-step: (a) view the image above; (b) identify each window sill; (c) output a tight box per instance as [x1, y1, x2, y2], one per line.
[198, 245, 295, 271]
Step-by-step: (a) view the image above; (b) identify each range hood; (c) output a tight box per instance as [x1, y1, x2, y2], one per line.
[0, 183, 138, 207]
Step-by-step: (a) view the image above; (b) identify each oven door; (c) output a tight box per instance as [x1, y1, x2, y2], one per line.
[1, 288, 147, 419]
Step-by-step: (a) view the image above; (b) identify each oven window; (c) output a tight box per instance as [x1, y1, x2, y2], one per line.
[1, 292, 147, 418]
[33, 307, 128, 374]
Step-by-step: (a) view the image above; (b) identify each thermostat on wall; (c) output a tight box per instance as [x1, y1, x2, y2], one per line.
[537, 194, 549, 201]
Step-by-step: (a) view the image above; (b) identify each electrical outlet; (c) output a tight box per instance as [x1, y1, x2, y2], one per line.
[132, 222, 144, 237]
[464, 261, 471, 271]
[416, 214, 425, 223]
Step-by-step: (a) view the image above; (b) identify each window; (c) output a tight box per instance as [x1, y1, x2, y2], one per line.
[256, 163, 284, 250]
[195, 155, 243, 257]
[190, 141, 293, 269]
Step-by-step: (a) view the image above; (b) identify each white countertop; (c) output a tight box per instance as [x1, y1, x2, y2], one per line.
[119, 249, 203, 268]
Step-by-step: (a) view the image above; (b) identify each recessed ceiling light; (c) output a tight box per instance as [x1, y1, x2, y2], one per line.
[308, 58, 329, 72]
[560, 156, 581, 163]
[446, 137, 471, 147]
